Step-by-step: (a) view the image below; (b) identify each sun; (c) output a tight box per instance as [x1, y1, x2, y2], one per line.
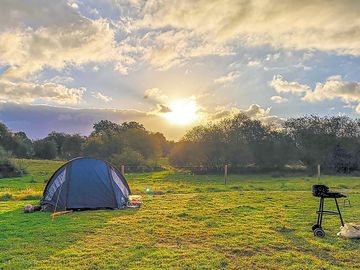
[163, 99, 198, 125]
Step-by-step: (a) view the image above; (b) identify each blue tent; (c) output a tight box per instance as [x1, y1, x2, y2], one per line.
[41, 157, 130, 211]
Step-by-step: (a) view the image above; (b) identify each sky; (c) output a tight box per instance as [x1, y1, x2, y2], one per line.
[1, 0, 360, 140]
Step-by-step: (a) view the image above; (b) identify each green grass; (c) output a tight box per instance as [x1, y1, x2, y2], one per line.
[1, 160, 360, 269]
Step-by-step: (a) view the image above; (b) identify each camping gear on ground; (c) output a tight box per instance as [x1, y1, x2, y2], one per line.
[41, 157, 131, 211]
[312, 184, 346, 237]
[23, 204, 41, 213]
[127, 195, 142, 208]
[337, 223, 360, 239]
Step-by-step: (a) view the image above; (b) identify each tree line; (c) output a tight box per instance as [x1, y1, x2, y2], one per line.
[169, 114, 360, 174]
[1, 114, 360, 176]
[0, 120, 173, 176]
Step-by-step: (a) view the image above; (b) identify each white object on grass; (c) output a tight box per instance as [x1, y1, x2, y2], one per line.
[337, 223, 360, 239]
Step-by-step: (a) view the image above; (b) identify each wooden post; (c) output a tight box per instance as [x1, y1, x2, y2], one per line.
[121, 165, 125, 175]
[224, 164, 228, 186]
[317, 164, 321, 182]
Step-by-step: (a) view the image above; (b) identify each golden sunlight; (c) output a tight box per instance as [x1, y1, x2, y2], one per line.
[163, 98, 198, 125]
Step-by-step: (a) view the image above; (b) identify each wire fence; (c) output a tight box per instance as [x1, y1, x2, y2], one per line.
[119, 164, 229, 174]
[120, 164, 309, 175]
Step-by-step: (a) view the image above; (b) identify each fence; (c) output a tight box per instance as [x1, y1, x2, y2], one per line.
[120, 163, 323, 186]
[120, 164, 230, 185]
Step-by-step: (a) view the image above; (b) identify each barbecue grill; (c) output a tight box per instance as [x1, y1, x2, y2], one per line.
[312, 184, 346, 237]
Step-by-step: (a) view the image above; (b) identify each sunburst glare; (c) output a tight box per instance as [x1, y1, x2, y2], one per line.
[163, 98, 198, 125]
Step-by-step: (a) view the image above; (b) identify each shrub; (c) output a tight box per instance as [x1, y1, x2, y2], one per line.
[0, 148, 26, 178]
[110, 148, 164, 172]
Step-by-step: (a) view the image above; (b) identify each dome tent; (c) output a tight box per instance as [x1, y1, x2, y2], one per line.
[41, 157, 130, 211]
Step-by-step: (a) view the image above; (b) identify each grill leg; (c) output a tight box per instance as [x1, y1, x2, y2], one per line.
[335, 198, 345, 227]
[317, 197, 324, 226]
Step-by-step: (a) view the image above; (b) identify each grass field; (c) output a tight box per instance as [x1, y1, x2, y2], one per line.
[1, 160, 360, 269]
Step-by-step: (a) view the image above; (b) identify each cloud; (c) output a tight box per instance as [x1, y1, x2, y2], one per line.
[214, 71, 240, 84]
[270, 74, 360, 113]
[303, 75, 360, 104]
[208, 104, 284, 127]
[46, 76, 74, 84]
[142, 29, 232, 70]
[247, 60, 262, 67]
[0, 103, 184, 140]
[92, 92, 113, 102]
[0, 79, 85, 104]
[137, 0, 360, 56]
[69, 1, 79, 9]
[153, 104, 172, 113]
[0, 1, 133, 79]
[0, 20, 120, 79]
[143, 88, 166, 102]
[270, 75, 310, 95]
[270, 95, 288, 104]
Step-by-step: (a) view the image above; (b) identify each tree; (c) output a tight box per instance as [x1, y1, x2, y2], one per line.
[170, 112, 299, 172]
[47, 132, 68, 156]
[0, 123, 33, 158]
[33, 139, 57, 160]
[284, 115, 360, 170]
[61, 135, 84, 159]
[120, 121, 145, 130]
[12, 132, 33, 158]
[110, 147, 145, 167]
[324, 144, 354, 174]
[91, 120, 122, 136]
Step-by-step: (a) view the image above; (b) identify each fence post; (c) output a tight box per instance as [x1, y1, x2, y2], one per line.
[317, 164, 320, 182]
[121, 165, 125, 175]
[224, 164, 228, 186]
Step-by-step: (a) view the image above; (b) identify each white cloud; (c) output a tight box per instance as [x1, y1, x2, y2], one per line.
[0, 79, 85, 104]
[143, 88, 167, 102]
[69, 2, 79, 9]
[270, 95, 288, 104]
[214, 71, 240, 84]
[92, 92, 112, 102]
[142, 29, 232, 70]
[137, 0, 360, 56]
[2, 0, 360, 83]
[47, 76, 74, 84]
[270, 74, 360, 113]
[0, 20, 121, 79]
[0, 0, 140, 107]
[0, 1, 134, 79]
[270, 75, 310, 95]
[303, 75, 360, 104]
[209, 104, 284, 127]
[114, 63, 129, 75]
[247, 60, 262, 67]
[356, 105, 360, 113]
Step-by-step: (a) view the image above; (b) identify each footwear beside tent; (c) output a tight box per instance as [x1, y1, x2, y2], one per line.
[41, 157, 130, 211]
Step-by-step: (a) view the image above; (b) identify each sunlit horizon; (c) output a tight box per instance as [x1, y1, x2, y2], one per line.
[163, 98, 199, 125]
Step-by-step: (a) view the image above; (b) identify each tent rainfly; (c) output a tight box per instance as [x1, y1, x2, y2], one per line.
[41, 157, 130, 211]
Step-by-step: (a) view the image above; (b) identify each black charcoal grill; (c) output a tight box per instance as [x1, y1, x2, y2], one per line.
[311, 184, 346, 237]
